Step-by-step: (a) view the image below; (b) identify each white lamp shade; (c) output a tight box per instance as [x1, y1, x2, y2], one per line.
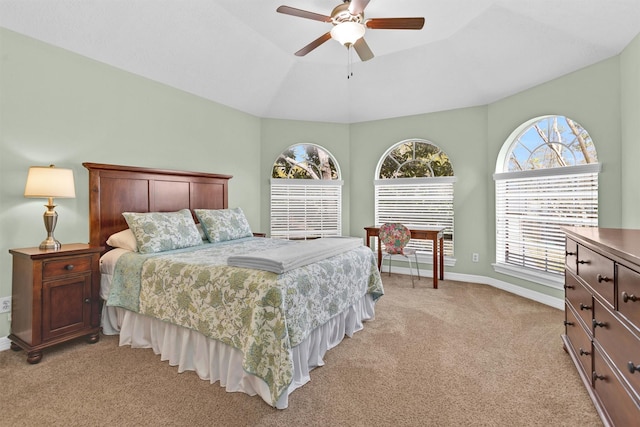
[24, 166, 76, 198]
[330, 22, 365, 46]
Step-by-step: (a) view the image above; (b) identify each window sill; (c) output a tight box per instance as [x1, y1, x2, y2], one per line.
[492, 263, 564, 290]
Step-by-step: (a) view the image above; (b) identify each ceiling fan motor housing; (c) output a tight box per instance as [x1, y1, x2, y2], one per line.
[331, 3, 363, 25]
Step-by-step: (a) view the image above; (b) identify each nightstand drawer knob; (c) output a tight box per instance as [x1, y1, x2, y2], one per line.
[579, 303, 592, 311]
[622, 292, 638, 303]
[596, 274, 610, 283]
[629, 362, 640, 374]
[65, 264, 75, 270]
[84, 298, 91, 304]
[579, 348, 591, 356]
[592, 319, 607, 328]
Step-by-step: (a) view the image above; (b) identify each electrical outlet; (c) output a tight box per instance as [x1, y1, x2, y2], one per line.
[0, 296, 11, 314]
[472, 253, 479, 263]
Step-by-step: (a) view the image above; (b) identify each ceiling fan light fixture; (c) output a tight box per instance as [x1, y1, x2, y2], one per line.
[330, 21, 365, 46]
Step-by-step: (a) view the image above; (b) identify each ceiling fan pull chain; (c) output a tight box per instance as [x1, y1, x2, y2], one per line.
[347, 45, 354, 79]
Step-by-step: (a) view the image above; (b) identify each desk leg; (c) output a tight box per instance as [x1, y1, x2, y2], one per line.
[439, 236, 444, 280]
[365, 230, 382, 271]
[432, 237, 438, 289]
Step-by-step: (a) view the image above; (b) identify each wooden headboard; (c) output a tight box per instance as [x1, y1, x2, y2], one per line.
[83, 162, 232, 251]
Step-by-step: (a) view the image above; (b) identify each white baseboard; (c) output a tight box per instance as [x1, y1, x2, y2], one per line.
[381, 265, 564, 310]
[0, 336, 11, 352]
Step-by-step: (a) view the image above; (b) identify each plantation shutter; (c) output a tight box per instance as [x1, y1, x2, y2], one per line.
[494, 164, 599, 276]
[270, 179, 342, 239]
[375, 177, 455, 256]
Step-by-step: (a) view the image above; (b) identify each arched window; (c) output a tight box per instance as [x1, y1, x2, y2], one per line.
[494, 115, 600, 287]
[270, 144, 342, 239]
[375, 139, 456, 257]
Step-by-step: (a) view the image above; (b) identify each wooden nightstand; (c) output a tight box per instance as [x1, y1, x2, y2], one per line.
[8, 244, 104, 364]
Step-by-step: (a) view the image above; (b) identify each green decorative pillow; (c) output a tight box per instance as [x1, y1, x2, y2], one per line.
[194, 208, 253, 243]
[122, 209, 202, 254]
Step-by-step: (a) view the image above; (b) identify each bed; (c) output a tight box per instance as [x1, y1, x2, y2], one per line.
[84, 162, 384, 409]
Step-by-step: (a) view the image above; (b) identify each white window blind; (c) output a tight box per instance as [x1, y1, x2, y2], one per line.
[375, 177, 455, 256]
[270, 179, 342, 239]
[494, 165, 599, 276]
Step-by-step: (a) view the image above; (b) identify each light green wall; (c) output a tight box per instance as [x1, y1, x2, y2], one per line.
[349, 107, 490, 276]
[2, 26, 639, 338]
[0, 29, 262, 337]
[621, 32, 640, 227]
[486, 56, 622, 298]
[260, 119, 351, 236]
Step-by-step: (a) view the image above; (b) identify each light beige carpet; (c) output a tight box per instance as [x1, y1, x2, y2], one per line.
[0, 276, 602, 426]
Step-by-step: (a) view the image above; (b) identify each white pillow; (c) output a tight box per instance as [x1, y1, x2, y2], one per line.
[106, 229, 138, 252]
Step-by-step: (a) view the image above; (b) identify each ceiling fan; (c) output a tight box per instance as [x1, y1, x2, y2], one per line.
[276, 0, 425, 61]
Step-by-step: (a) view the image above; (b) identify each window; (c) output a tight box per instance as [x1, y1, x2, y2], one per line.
[494, 115, 600, 287]
[375, 139, 456, 258]
[270, 144, 342, 239]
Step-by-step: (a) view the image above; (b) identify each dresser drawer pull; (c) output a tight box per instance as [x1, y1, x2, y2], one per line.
[65, 264, 75, 270]
[564, 284, 575, 290]
[592, 371, 606, 382]
[622, 292, 638, 303]
[579, 348, 590, 356]
[592, 319, 607, 328]
[596, 274, 610, 283]
[564, 320, 574, 326]
[579, 303, 592, 311]
[578, 260, 590, 265]
[629, 362, 640, 374]
[565, 251, 576, 256]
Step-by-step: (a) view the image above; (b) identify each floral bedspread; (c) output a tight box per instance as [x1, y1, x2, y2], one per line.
[107, 237, 384, 405]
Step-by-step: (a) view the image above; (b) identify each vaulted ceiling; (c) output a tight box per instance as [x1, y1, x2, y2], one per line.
[2, 0, 640, 123]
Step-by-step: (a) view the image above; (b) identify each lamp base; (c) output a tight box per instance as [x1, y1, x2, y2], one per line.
[40, 203, 62, 251]
[39, 237, 62, 251]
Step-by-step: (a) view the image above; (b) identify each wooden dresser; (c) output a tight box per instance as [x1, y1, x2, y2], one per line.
[562, 227, 640, 425]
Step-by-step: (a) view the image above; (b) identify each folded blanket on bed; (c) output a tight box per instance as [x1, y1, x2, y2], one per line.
[227, 236, 363, 273]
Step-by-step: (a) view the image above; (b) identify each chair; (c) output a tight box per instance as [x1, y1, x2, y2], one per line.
[378, 223, 420, 287]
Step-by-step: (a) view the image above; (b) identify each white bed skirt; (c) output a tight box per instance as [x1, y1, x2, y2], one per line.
[101, 294, 375, 409]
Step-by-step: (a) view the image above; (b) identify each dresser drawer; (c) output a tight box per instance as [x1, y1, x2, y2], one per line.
[593, 298, 640, 399]
[565, 304, 593, 377]
[593, 346, 640, 426]
[565, 272, 593, 330]
[43, 255, 93, 279]
[577, 245, 615, 307]
[618, 263, 640, 331]
[565, 238, 578, 274]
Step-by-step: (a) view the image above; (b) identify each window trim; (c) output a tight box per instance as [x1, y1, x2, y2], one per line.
[375, 176, 457, 186]
[493, 163, 601, 181]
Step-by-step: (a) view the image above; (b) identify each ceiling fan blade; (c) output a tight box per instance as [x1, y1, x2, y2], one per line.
[366, 17, 425, 30]
[353, 38, 374, 61]
[276, 5, 331, 22]
[295, 32, 332, 56]
[348, 0, 371, 16]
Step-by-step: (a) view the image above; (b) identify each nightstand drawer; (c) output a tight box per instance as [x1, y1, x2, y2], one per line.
[618, 263, 640, 332]
[43, 255, 92, 279]
[593, 298, 640, 398]
[565, 304, 593, 377]
[593, 346, 640, 426]
[577, 245, 615, 308]
[565, 238, 578, 274]
[565, 271, 593, 330]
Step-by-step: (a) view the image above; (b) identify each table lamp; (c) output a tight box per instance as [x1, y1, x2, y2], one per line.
[24, 165, 76, 250]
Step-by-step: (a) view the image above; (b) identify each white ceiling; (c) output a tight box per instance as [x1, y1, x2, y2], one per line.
[2, 0, 640, 123]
